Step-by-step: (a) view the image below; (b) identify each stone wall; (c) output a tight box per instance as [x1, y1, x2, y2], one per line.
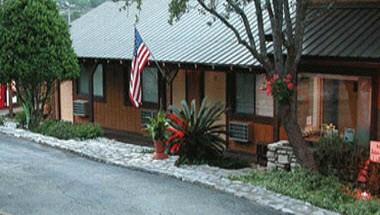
[266, 141, 300, 171]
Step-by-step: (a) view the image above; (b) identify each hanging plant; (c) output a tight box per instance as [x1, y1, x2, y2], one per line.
[264, 73, 295, 104]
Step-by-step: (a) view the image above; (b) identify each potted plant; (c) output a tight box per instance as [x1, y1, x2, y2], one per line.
[146, 111, 169, 160]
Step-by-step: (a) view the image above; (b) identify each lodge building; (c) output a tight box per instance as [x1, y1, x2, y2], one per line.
[55, 0, 380, 155]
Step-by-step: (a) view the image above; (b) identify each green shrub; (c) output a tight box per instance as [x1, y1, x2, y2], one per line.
[166, 98, 226, 166]
[15, 111, 27, 128]
[34, 120, 103, 140]
[231, 169, 380, 215]
[146, 111, 168, 141]
[314, 136, 368, 182]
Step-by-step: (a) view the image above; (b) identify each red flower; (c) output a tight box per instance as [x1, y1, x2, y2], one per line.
[272, 74, 279, 82]
[287, 82, 295, 90]
[170, 143, 181, 154]
[167, 113, 185, 128]
[285, 73, 293, 81]
[266, 80, 272, 96]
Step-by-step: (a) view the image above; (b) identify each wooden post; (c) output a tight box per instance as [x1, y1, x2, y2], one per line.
[88, 65, 97, 123]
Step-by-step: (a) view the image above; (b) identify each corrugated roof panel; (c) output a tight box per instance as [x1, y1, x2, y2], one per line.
[70, 1, 380, 67]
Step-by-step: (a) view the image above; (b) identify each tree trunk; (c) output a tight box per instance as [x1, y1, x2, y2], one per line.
[278, 101, 318, 171]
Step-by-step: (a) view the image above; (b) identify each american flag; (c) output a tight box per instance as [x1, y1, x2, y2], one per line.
[129, 28, 151, 108]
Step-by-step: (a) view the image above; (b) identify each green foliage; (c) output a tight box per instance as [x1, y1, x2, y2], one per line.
[315, 136, 368, 182]
[146, 111, 168, 141]
[15, 111, 27, 128]
[0, 0, 80, 128]
[167, 98, 226, 166]
[231, 169, 380, 215]
[33, 120, 103, 140]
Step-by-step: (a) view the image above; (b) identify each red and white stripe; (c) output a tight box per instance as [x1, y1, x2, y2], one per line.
[129, 44, 151, 108]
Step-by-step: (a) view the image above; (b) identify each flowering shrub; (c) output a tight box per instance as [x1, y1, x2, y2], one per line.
[166, 98, 226, 166]
[265, 73, 295, 103]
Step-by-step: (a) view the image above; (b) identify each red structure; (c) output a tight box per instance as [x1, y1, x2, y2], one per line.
[0, 84, 7, 109]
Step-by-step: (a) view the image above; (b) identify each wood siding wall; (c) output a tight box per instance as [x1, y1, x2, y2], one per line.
[74, 63, 143, 134]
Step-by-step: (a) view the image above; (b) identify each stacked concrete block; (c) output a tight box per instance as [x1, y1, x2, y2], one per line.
[266, 140, 300, 171]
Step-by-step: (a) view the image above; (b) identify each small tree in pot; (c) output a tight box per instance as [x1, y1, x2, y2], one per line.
[146, 111, 169, 160]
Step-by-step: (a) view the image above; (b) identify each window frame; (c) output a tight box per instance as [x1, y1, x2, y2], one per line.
[228, 71, 273, 124]
[230, 71, 256, 117]
[76, 64, 106, 102]
[124, 66, 162, 109]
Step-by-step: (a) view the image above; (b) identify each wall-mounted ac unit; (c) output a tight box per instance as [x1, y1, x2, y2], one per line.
[73, 100, 89, 117]
[228, 121, 252, 143]
[140, 109, 157, 127]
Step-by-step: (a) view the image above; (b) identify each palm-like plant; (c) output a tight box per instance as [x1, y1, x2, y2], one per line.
[167, 98, 226, 166]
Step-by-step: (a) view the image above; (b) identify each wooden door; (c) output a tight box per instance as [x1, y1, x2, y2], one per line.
[186, 70, 204, 107]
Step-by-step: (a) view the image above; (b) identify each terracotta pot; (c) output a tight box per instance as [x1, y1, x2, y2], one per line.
[153, 140, 168, 160]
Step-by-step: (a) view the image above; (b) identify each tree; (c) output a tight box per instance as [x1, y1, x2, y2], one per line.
[0, 0, 80, 129]
[121, 0, 317, 170]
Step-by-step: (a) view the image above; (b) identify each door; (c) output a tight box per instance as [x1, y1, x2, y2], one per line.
[186, 70, 204, 107]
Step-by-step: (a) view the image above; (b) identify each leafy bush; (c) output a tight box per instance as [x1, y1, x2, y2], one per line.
[166, 99, 226, 166]
[314, 136, 368, 182]
[15, 111, 27, 128]
[146, 111, 168, 141]
[231, 169, 380, 215]
[34, 120, 103, 140]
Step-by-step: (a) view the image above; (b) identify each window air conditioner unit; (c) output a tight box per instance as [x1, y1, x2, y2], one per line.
[228, 121, 252, 143]
[140, 109, 157, 127]
[73, 99, 89, 117]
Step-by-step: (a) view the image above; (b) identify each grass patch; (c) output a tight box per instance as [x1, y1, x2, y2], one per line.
[230, 169, 380, 215]
[33, 120, 103, 140]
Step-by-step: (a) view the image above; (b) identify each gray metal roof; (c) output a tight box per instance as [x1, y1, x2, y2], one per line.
[70, 1, 380, 67]
[303, 5, 380, 59]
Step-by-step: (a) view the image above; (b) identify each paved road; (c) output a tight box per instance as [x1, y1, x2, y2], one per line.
[0, 133, 282, 215]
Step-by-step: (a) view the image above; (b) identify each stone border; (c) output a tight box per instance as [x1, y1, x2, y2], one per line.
[0, 123, 338, 215]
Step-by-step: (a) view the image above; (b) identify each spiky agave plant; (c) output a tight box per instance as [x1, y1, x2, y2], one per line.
[166, 98, 226, 166]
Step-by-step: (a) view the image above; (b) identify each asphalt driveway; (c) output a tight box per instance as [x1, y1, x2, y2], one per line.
[0, 133, 282, 215]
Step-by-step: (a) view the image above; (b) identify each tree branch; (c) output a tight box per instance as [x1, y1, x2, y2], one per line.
[266, 0, 284, 73]
[253, 0, 268, 58]
[197, 0, 272, 71]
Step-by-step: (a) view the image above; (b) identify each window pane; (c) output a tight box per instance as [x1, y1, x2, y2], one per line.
[78, 66, 89, 95]
[78, 64, 104, 97]
[142, 68, 158, 104]
[297, 74, 371, 144]
[255, 74, 273, 117]
[93, 64, 104, 97]
[235, 73, 254, 114]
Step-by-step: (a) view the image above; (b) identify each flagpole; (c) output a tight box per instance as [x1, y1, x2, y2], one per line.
[136, 28, 166, 79]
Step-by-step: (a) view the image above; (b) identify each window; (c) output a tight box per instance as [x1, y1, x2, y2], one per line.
[255, 74, 273, 117]
[234, 73, 255, 114]
[297, 73, 372, 144]
[142, 67, 159, 105]
[77, 64, 104, 97]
